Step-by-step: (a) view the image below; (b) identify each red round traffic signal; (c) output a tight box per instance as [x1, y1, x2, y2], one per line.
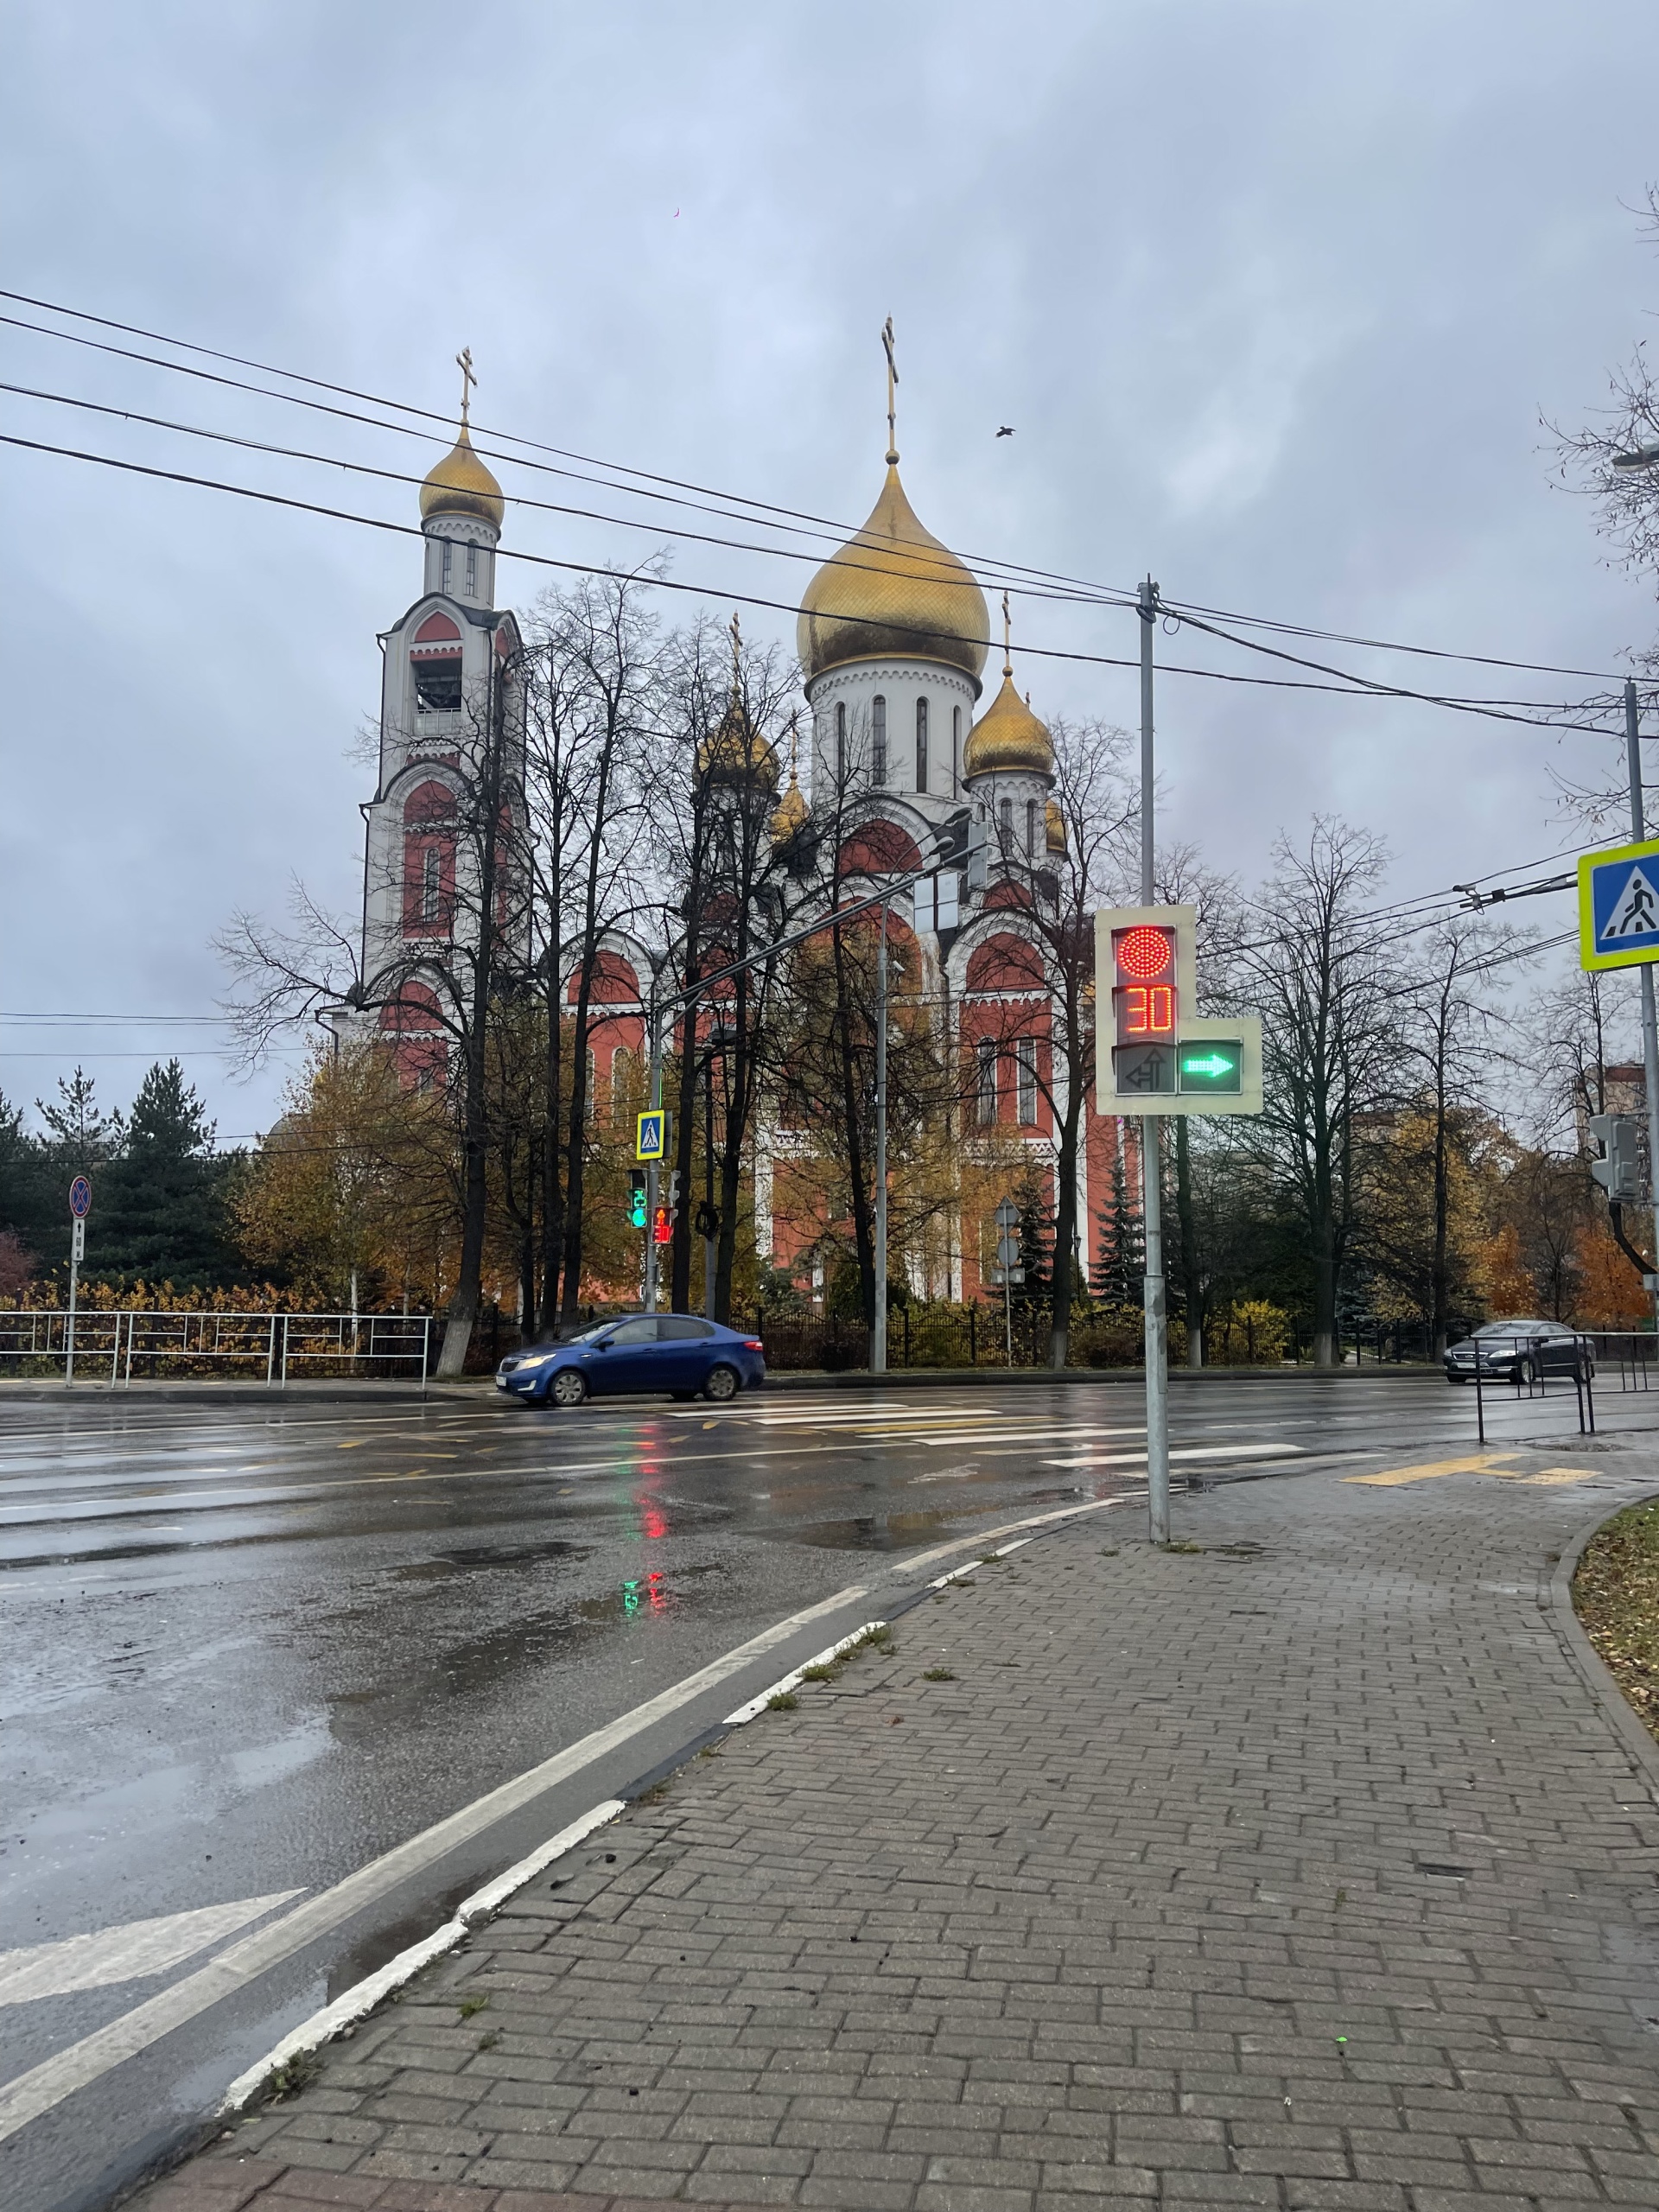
[1116, 925, 1173, 981]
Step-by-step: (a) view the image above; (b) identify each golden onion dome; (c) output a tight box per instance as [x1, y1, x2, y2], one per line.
[1046, 798, 1066, 854]
[698, 697, 780, 792]
[769, 771, 809, 844]
[963, 666, 1054, 779]
[797, 463, 988, 685]
[420, 423, 505, 531]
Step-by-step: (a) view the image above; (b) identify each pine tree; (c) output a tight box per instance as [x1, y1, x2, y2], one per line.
[98, 1060, 241, 1287]
[1095, 1141, 1143, 1304]
[36, 1067, 124, 1170]
[0, 1090, 59, 1268]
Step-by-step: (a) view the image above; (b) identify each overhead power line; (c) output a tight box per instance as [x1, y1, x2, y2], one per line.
[1, 429, 1628, 738]
[1, 285, 1641, 690]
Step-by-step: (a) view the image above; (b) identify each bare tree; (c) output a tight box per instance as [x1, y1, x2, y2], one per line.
[1233, 819, 1397, 1366]
[1550, 185, 1659, 683]
[220, 634, 526, 1376]
[963, 719, 1135, 1366]
[520, 573, 657, 1330]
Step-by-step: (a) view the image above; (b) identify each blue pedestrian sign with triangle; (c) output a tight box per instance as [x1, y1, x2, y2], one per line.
[1580, 837, 1659, 971]
[635, 1109, 667, 1161]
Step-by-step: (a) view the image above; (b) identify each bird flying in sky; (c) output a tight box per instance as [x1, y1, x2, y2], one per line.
[996, 425, 1015, 437]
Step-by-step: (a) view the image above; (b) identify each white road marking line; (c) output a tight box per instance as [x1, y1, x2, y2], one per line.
[0, 1892, 303, 2007]
[215, 1801, 623, 2117]
[0, 1579, 865, 2143]
[1044, 1442, 1302, 1467]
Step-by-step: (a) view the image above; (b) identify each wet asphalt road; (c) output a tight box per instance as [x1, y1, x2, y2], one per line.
[3, 1364, 1655, 2211]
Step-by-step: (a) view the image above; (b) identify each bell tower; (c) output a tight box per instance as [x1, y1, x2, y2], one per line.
[348, 355, 521, 1080]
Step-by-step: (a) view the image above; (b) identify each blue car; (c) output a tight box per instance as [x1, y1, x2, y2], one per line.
[496, 1314, 766, 1408]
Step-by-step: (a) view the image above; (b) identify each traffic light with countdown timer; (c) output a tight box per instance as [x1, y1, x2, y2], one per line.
[1109, 919, 1180, 1095]
[628, 1170, 648, 1229]
[1095, 904, 1262, 1116]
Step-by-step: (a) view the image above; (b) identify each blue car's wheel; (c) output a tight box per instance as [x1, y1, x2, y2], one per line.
[550, 1367, 588, 1408]
[703, 1362, 740, 1402]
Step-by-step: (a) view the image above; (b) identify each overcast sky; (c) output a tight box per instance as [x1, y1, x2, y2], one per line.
[3, 0, 1656, 1151]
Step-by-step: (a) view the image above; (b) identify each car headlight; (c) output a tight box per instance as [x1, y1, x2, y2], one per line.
[514, 1352, 556, 1370]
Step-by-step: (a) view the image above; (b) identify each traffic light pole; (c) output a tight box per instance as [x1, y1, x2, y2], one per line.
[873, 899, 890, 1373]
[1625, 677, 1659, 1337]
[644, 1006, 664, 1313]
[1138, 577, 1171, 1546]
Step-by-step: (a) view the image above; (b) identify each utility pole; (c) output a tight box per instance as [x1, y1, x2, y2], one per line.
[644, 1001, 663, 1313]
[873, 899, 890, 1372]
[1626, 677, 1659, 1334]
[1138, 577, 1171, 1545]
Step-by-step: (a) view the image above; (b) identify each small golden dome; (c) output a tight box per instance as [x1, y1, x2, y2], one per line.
[963, 668, 1054, 779]
[770, 772, 809, 844]
[420, 423, 505, 531]
[1046, 798, 1066, 854]
[699, 697, 780, 792]
[797, 464, 988, 685]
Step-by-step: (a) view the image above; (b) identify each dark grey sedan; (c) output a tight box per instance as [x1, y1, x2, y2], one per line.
[1444, 1319, 1594, 1385]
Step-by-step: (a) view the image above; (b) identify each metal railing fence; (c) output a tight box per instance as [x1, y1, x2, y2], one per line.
[0, 1310, 432, 1389]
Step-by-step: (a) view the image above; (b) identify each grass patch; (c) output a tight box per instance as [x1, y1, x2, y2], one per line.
[260, 2049, 322, 2102]
[1162, 1540, 1205, 1554]
[923, 1665, 956, 1681]
[457, 1993, 491, 2019]
[799, 1662, 839, 1682]
[766, 1690, 799, 1712]
[1573, 1499, 1659, 1741]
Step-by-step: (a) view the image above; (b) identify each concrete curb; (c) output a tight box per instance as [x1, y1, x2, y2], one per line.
[1545, 1488, 1659, 1806]
[0, 1364, 1441, 1404]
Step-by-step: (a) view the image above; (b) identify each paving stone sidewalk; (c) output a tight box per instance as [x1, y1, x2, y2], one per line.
[138, 1450, 1659, 2212]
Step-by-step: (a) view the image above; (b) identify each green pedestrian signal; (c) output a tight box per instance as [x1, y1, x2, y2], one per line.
[1178, 1043, 1241, 1093]
[628, 1170, 648, 1229]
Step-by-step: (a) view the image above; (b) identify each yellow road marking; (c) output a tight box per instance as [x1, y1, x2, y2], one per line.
[1345, 1453, 1517, 1486]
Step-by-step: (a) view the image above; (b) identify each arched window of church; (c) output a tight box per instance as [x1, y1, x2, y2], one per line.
[585, 1047, 597, 1123]
[951, 705, 961, 795]
[1016, 1040, 1039, 1126]
[915, 697, 928, 793]
[976, 1039, 999, 1127]
[836, 701, 847, 785]
[999, 796, 1013, 846]
[1027, 798, 1039, 857]
[422, 845, 442, 922]
[465, 543, 478, 596]
[440, 540, 453, 592]
[872, 696, 887, 785]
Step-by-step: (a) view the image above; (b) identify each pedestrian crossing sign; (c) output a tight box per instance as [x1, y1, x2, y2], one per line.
[635, 1109, 667, 1160]
[1580, 837, 1659, 971]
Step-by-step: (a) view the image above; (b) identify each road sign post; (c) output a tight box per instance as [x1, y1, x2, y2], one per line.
[994, 1198, 1020, 1366]
[66, 1177, 92, 1389]
[1580, 680, 1659, 1334]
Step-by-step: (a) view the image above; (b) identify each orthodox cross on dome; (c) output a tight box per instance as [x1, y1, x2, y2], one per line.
[455, 346, 477, 429]
[1001, 588, 1014, 677]
[728, 608, 742, 685]
[881, 315, 899, 464]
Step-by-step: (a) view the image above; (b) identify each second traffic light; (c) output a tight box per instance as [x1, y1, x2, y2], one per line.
[1589, 1113, 1643, 1203]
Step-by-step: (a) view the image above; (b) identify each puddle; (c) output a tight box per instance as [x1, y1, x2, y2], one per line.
[328, 1565, 721, 1732]
[326, 1873, 475, 1999]
[393, 1538, 585, 1581]
[769, 1486, 1089, 1551]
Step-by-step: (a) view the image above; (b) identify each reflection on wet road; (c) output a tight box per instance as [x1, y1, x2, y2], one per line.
[2, 1368, 1650, 2209]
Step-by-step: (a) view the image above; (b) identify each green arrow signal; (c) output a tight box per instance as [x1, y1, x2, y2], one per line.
[1181, 1052, 1235, 1077]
